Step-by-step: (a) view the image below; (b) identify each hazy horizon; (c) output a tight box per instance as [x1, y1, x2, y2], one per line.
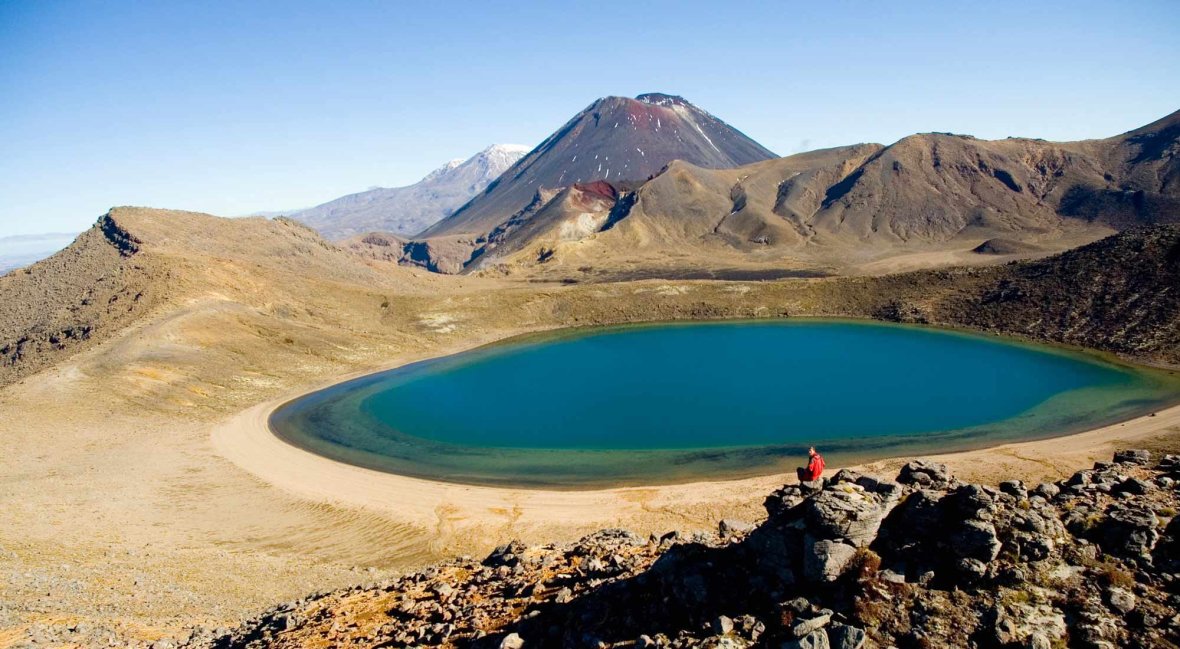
[2, 0, 1178, 237]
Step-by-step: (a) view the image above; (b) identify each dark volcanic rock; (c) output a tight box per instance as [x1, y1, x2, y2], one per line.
[1097, 506, 1160, 560]
[897, 460, 953, 489]
[483, 540, 527, 567]
[193, 450, 1180, 649]
[804, 486, 893, 547]
[827, 623, 866, 649]
[1114, 449, 1152, 465]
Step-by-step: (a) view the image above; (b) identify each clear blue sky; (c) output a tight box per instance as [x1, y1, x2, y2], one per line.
[2, 0, 1178, 237]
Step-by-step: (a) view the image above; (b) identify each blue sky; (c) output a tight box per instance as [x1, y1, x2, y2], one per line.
[1, 0, 1178, 237]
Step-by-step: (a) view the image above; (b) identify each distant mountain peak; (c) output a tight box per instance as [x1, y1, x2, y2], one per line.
[421, 158, 466, 182]
[291, 144, 528, 239]
[484, 143, 530, 155]
[635, 92, 689, 107]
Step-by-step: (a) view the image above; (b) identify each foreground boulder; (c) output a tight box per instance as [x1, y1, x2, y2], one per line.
[896, 460, 955, 489]
[194, 449, 1180, 648]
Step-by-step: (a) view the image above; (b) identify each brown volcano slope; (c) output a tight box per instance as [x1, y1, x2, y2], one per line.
[420, 94, 777, 240]
[806, 108, 1180, 242]
[1058, 108, 1180, 226]
[450, 110, 1180, 280]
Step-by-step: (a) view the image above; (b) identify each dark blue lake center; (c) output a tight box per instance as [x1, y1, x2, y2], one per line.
[270, 321, 1180, 488]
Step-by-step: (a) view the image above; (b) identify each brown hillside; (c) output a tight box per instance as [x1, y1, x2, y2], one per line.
[0, 207, 428, 386]
[425, 110, 1180, 280]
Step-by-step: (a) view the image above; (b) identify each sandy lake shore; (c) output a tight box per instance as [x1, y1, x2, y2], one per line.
[216, 375, 1180, 559]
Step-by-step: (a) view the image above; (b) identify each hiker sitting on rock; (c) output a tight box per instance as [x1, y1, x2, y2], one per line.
[797, 446, 825, 482]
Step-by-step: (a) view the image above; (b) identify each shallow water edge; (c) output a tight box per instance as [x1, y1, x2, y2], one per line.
[268, 317, 1180, 489]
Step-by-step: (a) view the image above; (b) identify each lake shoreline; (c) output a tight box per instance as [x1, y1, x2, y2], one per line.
[213, 376, 1180, 561]
[262, 319, 1180, 490]
[210, 319, 1180, 570]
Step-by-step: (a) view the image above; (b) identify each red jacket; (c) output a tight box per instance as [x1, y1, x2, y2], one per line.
[802, 453, 826, 481]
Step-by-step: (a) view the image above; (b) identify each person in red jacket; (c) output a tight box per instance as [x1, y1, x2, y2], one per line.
[797, 446, 825, 482]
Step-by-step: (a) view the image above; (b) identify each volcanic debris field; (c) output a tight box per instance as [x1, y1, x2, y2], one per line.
[186, 449, 1180, 649]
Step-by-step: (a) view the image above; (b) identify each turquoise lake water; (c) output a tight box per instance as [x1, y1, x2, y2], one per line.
[270, 321, 1180, 488]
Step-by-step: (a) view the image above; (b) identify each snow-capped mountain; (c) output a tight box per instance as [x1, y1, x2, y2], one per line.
[292, 144, 529, 239]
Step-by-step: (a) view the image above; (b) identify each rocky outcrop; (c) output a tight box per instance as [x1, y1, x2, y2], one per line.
[0, 211, 166, 383]
[195, 450, 1180, 648]
[971, 237, 1043, 255]
[895, 460, 956, 489]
